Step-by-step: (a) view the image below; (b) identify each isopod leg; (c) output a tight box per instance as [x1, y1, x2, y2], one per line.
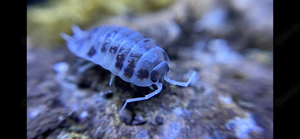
[148, 85, 154, 91]
[130, 83, 137, 92]
[164, 71, 197, 87]
[119, 83, 163, 114]
[77, 62, 97, 74]
[109, 74, 115, 86]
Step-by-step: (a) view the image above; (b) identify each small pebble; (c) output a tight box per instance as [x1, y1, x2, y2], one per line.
[119, 110, 133, 125]
[155, 116, 164, 125]
[132, 114, 147, 125]
[53, 62, 69, 74]
[80, 111, 88, 119]
[103, 90, 113, 98]
[132, 120, 147, 125]
[219, 95, 233, 104]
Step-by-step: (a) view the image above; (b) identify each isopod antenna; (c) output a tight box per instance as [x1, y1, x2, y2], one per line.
[164, 71, 197, 87]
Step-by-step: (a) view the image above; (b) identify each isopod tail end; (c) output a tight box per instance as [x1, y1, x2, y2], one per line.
[60, 32, 71, 41]
[71, 25, 89, 38]
[71, 25, 82, 34]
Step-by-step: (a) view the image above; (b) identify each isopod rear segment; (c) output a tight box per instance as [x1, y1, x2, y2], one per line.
[60, 25, 197, 114]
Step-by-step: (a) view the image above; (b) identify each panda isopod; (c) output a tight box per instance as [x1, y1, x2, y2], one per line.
[60, 25, 197, 114]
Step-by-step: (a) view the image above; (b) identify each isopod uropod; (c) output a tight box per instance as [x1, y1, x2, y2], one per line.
[60, 25, 197, 114]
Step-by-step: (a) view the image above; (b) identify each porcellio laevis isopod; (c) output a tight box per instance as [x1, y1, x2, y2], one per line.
[60, 25, 197, 114]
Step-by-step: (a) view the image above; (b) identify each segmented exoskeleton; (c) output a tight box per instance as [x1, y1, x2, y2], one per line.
[61, 25, 196, 113]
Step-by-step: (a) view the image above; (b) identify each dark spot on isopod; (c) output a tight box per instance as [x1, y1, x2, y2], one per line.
[100, 33, 114, 52]
[109, 46, 118, 54]
[137, 69, 149, 80]
[150, 70, 160, 82]
[101, 42, 108, 52]
[87, 46, 96, 57]
[115, 53, 125, 70]
[123, 59, 136, 78]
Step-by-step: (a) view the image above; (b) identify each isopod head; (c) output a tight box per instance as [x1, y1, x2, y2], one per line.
[150, 62, 170, 83]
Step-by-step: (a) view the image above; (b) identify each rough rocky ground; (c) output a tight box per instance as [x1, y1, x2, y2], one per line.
[27, 40, 272, 139]
[27, 0, 273, 138]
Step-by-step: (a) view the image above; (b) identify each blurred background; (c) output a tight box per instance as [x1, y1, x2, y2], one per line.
[27, 0, 273, 138]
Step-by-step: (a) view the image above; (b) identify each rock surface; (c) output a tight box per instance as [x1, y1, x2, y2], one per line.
[27, 0, 273, 138]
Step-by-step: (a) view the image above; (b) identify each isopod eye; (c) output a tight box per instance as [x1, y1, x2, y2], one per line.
[150, 62, 169, 83]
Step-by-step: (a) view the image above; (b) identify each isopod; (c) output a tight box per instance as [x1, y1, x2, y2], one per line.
[60, 25, 197, 114]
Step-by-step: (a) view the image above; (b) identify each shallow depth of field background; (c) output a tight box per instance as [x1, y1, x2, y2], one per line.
[27, 0, 273, 138]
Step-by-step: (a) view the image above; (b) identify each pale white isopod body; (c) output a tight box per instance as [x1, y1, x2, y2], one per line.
[61, 25, 197, 113]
